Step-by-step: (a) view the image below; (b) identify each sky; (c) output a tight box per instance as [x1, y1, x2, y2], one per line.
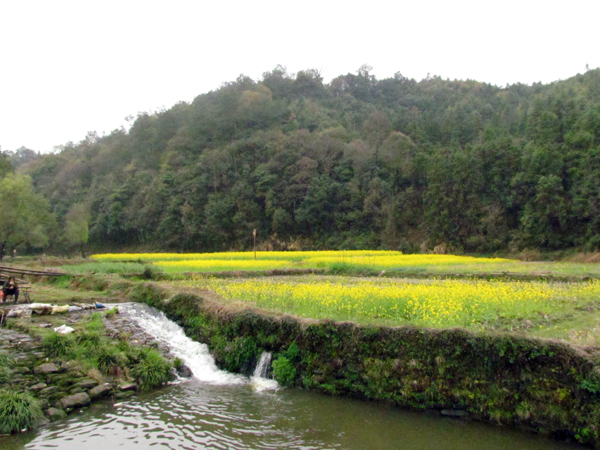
[1, 0, 599, 153]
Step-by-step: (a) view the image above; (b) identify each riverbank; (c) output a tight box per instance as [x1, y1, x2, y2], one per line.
[0, 302, 187, 434]
[129, 283, 600, 448]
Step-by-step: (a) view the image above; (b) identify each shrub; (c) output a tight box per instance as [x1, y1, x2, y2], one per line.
[42, 333, 74, 358]
[272, 356, 296, 386]
[141, 265, 160, 280]
[0, 390, 43, 434]
[132, 349, 173, 390]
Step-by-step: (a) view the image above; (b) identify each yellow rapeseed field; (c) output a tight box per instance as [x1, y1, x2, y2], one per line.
[181, 277, 600, 329]
[92, 251, 512, 273]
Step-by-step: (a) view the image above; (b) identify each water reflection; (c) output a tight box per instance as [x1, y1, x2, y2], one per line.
[3, 379, 582, 450]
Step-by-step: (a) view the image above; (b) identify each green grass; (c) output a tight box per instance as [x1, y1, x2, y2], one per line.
[131, 349, 173, 391]
[58, 261, 147, 275]
[0, 390, 43, 434]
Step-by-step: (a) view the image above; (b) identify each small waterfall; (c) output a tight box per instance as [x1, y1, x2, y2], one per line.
[253, 351, 272, 378]
[119, 303, 243, 385]
[251, 351, 279, 392]
[119, 303, 278, 391]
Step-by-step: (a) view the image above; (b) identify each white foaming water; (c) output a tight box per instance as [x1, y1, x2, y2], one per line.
[251, 351, 279, 392]
[253, 351, 272, 378]
[119, 303, 278, 391]
[120, 303, 244, 385]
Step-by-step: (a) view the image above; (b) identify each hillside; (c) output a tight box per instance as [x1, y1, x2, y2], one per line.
[6, 66, 600, 253]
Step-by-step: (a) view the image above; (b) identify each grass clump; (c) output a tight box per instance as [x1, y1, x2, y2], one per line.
[105, 307, 118, 319]
[0, 390, 43, 434]
[0, 352, 15, 384]
[42, 333, 74, 358]
[131, 349, 173, 390]
[96, 345, 128, 376]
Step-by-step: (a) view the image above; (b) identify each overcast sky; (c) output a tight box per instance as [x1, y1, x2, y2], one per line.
[1, 0, 599, 153]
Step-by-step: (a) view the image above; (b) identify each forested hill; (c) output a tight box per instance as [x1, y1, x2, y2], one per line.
[10, 67, 600, 253]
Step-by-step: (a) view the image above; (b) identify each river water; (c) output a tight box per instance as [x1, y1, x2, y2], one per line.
[2, 304, 583, 450]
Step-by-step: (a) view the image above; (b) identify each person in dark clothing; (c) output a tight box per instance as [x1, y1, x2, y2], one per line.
[2, 277, 19, 302]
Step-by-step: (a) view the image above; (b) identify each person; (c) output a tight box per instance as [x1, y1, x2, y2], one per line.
[2, 277, 19, 302]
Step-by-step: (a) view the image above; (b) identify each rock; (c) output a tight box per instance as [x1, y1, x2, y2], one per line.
[440, 409, 468, 418]
[75, 379, 99, 389]
[89, 384, 113, 399]
[118, 383, 138, 391]
[13, 366, 32, 375]
[30, 383, 48, 391]
[46, 408, 67, 421]
[60, 361, 77, 370]
[53, 374, 78, 386]
[38, 386, 58, 396]
[69, 387, 85, 395]
[177, 364, 193, 378]
[59, 392, 91, 410]
[34, 363, 61, 374]
[114, 391, 135, 400]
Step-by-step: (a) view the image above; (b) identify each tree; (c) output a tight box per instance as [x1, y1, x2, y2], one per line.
[61, 203, 90, 258]
[0, 152, 12, 179]
[0, 173, 54, 259]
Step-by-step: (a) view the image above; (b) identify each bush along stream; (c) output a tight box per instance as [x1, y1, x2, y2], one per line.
[0, 305, 187, 435]
[129, 282, 600, 448]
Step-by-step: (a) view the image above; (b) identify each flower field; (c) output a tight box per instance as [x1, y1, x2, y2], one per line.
[82, 251, 600, 336]
[92, 251, 513, 274]
[180, 276, 600, 330]
[90, 251, 600, 277]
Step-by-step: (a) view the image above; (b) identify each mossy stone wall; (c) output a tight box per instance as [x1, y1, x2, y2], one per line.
[135, 287, 600, 447]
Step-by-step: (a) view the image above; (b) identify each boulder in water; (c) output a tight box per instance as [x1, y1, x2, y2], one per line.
[177, 364, 193, 378]
[89, 384, 113, 399]
[59, 392, 91, 410]
[118, 382, 138, 391]
[46, 407, 67, 421]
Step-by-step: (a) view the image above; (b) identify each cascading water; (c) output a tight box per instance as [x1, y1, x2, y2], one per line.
[251, 351, 279, 391]
[119, 302, 277, 390]
[253, 351, 272, 378]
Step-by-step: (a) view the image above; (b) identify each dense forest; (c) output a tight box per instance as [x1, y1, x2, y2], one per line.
[2, 65, 600, 255]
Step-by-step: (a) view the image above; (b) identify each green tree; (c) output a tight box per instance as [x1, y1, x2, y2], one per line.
[0, 173, 54, 259]
[61, 203, 90, 258]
